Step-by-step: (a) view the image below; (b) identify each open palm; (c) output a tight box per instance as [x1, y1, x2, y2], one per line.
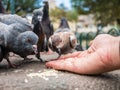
[46, 34, 120, 74]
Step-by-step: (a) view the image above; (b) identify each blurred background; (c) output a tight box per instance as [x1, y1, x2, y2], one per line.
[1, 0, 120, 50]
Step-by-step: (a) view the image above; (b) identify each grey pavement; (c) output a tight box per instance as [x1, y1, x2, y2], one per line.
[0, 53, 120, 90]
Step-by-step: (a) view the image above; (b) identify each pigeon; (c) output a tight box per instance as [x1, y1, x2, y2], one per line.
[10, 31, 38, 58]
[32, 20, 46, 61]
[0, 22, 38, 67]
[41, 1, 54, 42]
[48, 18, 77, 57]
[0, 29, 4, 61]
[32, 7, 43, 25]
[0, 45, 4, 62]
[32, 7, 46, 61]
[56, 17, 70, 32]
[32, 1, 54, 61]
[0, 14, 33, 31]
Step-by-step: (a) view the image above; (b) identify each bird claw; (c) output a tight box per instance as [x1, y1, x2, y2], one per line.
[21, 57, 33, 63]
[39, 58, 44, 62]
[37, 56, 44, 62]
[7, 63, 19, 68]
[24, 57, 33, 61]
[6, 58, 19, 68]
[35, 54, 40, 59]
[35, 54, 44, 62]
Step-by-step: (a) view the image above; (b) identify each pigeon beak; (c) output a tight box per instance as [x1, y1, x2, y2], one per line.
[56, 48, 61, 59]
[57, 48, 61, 56]
[32, 45, 38, 54]
[49, 37, 52, 45]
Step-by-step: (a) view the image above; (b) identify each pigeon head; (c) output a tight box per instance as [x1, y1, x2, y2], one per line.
[13, 31, 38, 57]
[59, 17, 70, 29]
[49, 32, 77, 55]
[49, 35, 62, 47]
[32, 8, 43, 25]
[42, 1, 49, 20]
[49, 34, 62, 55]
[18, 31, 38, 53]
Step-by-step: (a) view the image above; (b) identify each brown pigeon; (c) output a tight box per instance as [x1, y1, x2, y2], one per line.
[48, 18, 77, 57]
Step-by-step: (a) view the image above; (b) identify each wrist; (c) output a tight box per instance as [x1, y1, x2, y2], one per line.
[117, 36, 120, 60]
[111, 36, 120, 68]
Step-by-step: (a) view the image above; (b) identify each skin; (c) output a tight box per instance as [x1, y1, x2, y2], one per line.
[46, 34, 120, 75]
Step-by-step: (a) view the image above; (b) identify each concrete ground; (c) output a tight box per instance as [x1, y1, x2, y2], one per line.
[0, 53, 120, 90]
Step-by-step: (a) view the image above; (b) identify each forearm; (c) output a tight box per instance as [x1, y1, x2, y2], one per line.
[119, 36, 120, 59]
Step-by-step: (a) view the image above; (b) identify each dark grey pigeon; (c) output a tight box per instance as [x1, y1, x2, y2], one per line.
[0, 14, 32, 31]
[10, 31, 38, 58]
[32, 7, 46, 61]
[0, 46, 4, 62]
[54, 17, 70, 33]
[0, 22, 9, 46]
[41, 1, 54, 41]
[0, 22, 38, 68]
[32, 1, 54, 61]
[0, 35, 5, 63]
[0, 31, 4, 61]
[32, 1, 54, 50]
[32, 21, 46, 61]
[42, 1, 54, 40]
[32, 8, 43, 25]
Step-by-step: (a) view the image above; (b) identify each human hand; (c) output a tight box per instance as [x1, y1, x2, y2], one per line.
[46, 34, 120, 74]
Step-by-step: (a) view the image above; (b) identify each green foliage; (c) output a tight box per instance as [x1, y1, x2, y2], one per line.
[50, 7, 65, 19]
[50, 7, 78, 22]
[66, 10, 78, 21]
[71, 0, 120, 25]
[2, 0, 42, 15]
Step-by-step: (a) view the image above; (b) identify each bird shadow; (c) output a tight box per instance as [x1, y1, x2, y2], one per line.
[0, 57, 46, 72]
[0, 52, 58, 72]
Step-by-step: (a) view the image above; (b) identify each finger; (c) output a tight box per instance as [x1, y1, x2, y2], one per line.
[46, 52, 110, 74]
[49, 51, 82, 61]
[77, 50, 88, 57]
[59, 51, 82, 59]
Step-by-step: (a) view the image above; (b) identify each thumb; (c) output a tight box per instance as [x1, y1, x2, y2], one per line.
[89, 40, 93, 46]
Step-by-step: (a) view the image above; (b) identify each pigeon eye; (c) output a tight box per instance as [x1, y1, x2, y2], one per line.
[59, 39, 62, 42]
[26, 38, 31, 43]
